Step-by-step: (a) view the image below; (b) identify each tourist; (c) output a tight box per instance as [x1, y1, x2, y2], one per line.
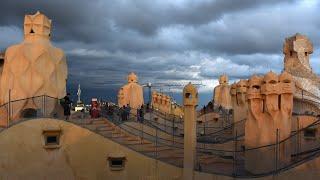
[146, 103, 150, 112]
[125, 104, 131, 120]
[80, 108, 85, 119]
[137, 107, 140, 122]
[90, 100, 100, 118]
[121, 105, 127, 121]
[63, 93, 72, 120]
[139, 105, 144, 123]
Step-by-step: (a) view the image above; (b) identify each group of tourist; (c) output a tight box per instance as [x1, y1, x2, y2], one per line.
[119, 104, 131, 121]
[60, 93, 146, 123]
[118, 104, 145, 123]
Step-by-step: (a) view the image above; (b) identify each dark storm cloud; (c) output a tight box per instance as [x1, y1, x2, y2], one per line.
[0, 0, 319, 96]
[0, 0, 295, 50]
[108, 0, 293, 35]
[0, 0, 109, 43]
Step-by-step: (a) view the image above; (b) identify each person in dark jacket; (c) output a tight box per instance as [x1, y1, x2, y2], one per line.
[63, 93, 72, 120]
[125, 104, 131, 120]
[139, 105, 144, 123]
[137, 108, 140, 122]
[121, 105, 127, 121]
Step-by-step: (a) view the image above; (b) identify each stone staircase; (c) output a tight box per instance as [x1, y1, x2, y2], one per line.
[69, 117, 185, 168]
[68, 116, 249, 176]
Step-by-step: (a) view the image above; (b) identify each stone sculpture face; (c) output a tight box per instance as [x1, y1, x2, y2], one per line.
[279, 71, 295, 114]
[247, 75, 263, 100]
[219, 74, 228, 85]
[230, 83, 237, 96]
[127, 72, 138, 83]
[230, 80, 248, 123]
[247, 76, 263, 119]
[261, 71, 280, 115]
[262, 71, 280, 95]
[24, 11, 52, 39]
[236, 80, 247, 105]
[279, 71, 294, 94]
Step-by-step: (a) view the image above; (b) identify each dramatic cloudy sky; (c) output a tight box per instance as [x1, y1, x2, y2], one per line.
[0, 0, 319, 105]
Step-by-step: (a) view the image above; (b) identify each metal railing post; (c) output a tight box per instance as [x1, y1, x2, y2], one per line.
[204, 119, 206, 135]
[164, 116, 167, 131]
[172, 117, 175, 144]
[301, 90, 304, 114]
[155, 127, 158, 159]
[298, 118, 301, 155]
[142, 121, 144, 142]
[233, 130, 237, 177]
[204, 108, 206, 135]
[42, 95, 44, 118]
[7, 89, 11, 128]
[274, 128, 279, 177]
[277, 129, 280, 172]
[44, 94, 47, 117]
[140, 122, 143, 144]
[296, 119, 299, 156]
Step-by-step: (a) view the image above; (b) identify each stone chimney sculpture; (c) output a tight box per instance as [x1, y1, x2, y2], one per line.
[151, 91, 159, 110]
[151, 91, 184, 117]
[0, 11, 68, 123]
[231, 79, 248, 123]
[245, 71, 294, 174]
[183, 83, 198, 180]
[117, 72, 144, 110]
[213, 74, 232, 109]
[283, 33, 320, 113]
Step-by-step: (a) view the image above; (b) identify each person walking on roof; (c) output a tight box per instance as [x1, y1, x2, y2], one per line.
[63, 93, 72, 120]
